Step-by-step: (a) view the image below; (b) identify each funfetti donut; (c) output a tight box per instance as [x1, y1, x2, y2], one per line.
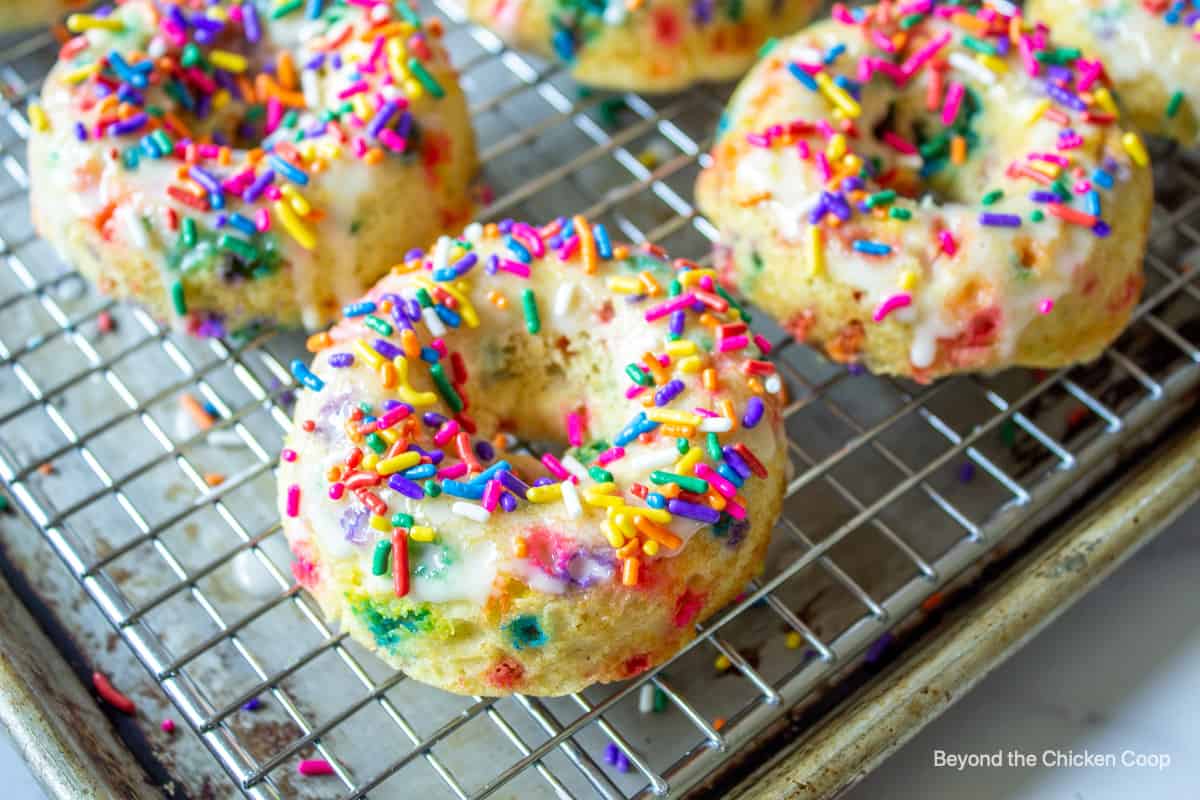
[1029, 0, 1200, 144]
[696, 3, 1153, 381]
[279, 216, 789, 696]
[466, 0, 823, 92]
[29, 1, 475, 336]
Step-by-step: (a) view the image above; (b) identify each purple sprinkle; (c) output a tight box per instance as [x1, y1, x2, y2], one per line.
[328, 352, 354, 368]
[532, 477, 555, 487]
[721, 446, 752, 479]
[404, 248, 424, 261]
[242, 168, 274, 203]
[387, 474, 425, 499]
[108, 112, 148, 136]
[692, 0, 714, 23]
[667, 499, 721, 525]
[742, 396, 765, 429]
[1044, 80, 1086, 111]
[452, 252, 478, 277]
[654, 379, 686, 407]
[615, 752, 630, 773]
[395, 111, 413, 138]
[485, 253, 499, 275]
[243, 2, 261, 42]
[499, 491, 518, 512]
[979, 212, 1021, 228]
[74, 121, 88, 141]
[305, 53, 326, 70]
[498, 470, 529, 499]
[807, 195, 829, 224]
[474, 439, 495, 462]
[1029, 190, 1061, 204]
[366, 99, 399, 138]
[372, 338, 403, 360]
[340, 505, 370, 544]
[1092, 220, 1111, 237]
[604, 743, 619, 765]
[242, 697, 262, 711]
[381, 399, 409, 412]
[422, 412, 447, 428]
[668, 310, 686, 337]
[864, 633, 894, 664]
[957, 462, 975, 483]
[497, 218, 514, 234]
[408, 443, 444, 464]
[188, 165, 222, 195]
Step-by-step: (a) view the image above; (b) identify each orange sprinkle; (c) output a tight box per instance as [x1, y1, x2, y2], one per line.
[179, 394, 214, 431]
[702, 368, 718, 392]
[378, 361, 398, 390]
[400, 329, 421, 358]
[573, 215, 598, 274]
[306, 332, 333, 352]
[612, 244, 630, 260]
[921, 592, 945, 613]
[204, 473, 225, 487]
[514, 537, 528, 558]
[638, 271, 662, 296]
[486, 290, 508, 309]
[326, 466, 343, 482]
[622, 557, 640, 586]
[720, 399, 738, 429]
[713, 717, 726, 731]
[642, 352, 668, 385]
[633, 516, 683, 549]
[950, 135, 966, 165]
[363, 148, 385, 165]
[491, 433, 509, 452]
[277, 51, 298, 89]
[37, 463, 55, 476]
[706, 488, 727, 511]
[618, 539, 642, 559]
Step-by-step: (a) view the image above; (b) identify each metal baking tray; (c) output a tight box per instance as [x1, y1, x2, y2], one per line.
[0, 2, 1199, 798]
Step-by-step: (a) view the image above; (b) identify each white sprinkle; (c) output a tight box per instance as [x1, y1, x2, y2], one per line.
[451, 501, 490, 523]
[602, 3, 627, 24]
[421, 306, 447, 337]
[301, 71, 321, 111]
[208, 429, 246, 449]
[369, 1, 390, 22]
[988, 0, 1019, 15]
[560, 479, 582, 520]
[432, 235, 452, 272]
[463, 222, 484, 243]
[629, 449, 677, 472]
[231, 551, 279, 599]
[700, 417, 734, 433]
[560, 454, 589, 482]
[765, 375, 782, 395]
[948, 52, 995, 85]
[553, 282, 576, 318]
[638, 683, 655, 714]
[118, 206, 149, 250]
[147, 37, 167, 59]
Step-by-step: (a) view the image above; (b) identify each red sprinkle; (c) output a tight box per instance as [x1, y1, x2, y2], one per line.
[92, 671, 136, 714]
[297, 759, 335, 776]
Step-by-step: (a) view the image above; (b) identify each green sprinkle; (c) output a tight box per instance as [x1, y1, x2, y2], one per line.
[218, 234, 258, 263]
[366, 432, 388, 454]
[180, 43, 202, 68]
[675, 438, 690, 455]
[391, 512, 414, 528]
[1166, 90, 1184, 119]
[899, 12, 923, 28]
[430, 363, 463, 412]
[423, 480, 441, 497]
[170, 280, 186, 315]
[668, 279, 682, 297]
[889, 207, 912, 220]
[866, 190, 896, 208]
[364, 314, 393, 336]
[961, 36, 996, 55]
[407, 58, 444, 98]
[181, 217, 197, 248]
[981, 189, 1004, 206]
[758, 37, 778, 57]
[653, 687, 668, 712]
[714, 284, 750, 323]
[372, 540, 392, 576]
[395, 1, 422, 28]
[415, 288, 434, 308]
[521, 288, 540, 334]
[706, 432, 722, 461]
[271, 0, 303, 18]
[1031, 209, 1045, 222]
[282, 109, 299, 129]
[649, 471, 708, 494]
[588, 466, 613, 483]
[1000, 419, 1017, 447]
[150, 129, 172, 155]
[625, 363, 652, 386]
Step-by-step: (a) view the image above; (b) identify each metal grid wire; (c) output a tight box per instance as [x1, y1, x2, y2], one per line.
[1, 2, 1200, 797]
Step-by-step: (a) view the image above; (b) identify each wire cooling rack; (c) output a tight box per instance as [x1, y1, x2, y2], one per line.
[1, 2, 1200, 798]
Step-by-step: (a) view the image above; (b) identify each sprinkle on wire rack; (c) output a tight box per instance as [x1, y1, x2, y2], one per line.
[0, 2, 1198, 799]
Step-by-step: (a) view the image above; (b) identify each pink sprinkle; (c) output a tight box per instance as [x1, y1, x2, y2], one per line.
[873, 59, 906, 84]
[745, 132, 771, 147]
[557, 235, 580, 260]
[377, 405, 411, 429]
[433, 420, 459, 446]
[1018, 35, 1039, 77]
[724, 498, 747, 520]
[693, 407, 719, 418]
[901, 31, 950, 75]
[882, 131, 918, 155]
[941, 82, 965, 126]
[431, 338, 448, 358]
[1076, 60, 1102, 92]
[567, 412, 584, 447]
[831, 3, 856, 23]
[815, 120, 836, 140]
[496, 259, 531, 278]
[797, 140, 811, 159]
[437, 462, 469, 480]
[511, 223, 546, 257]
[281, 449, 297, 463]
[351, 137, 368, 158]
[337, 81, 368, 99]
[698, 274, 715, 291]
[871, 30, 896, 52]
[379, 129, 407, 153]
[255, 208, 270, 232]
[1029, 152, 1069, 166]
[265, 97, 283, 135]
[286, 485, 300, 517]
[857, 57, 874, 82]
[644, 293, 696, 322]
[329, 483, 345, 500]
[1038, 298, 1054, 314]
[695, 463, 737, 499]
[816, 152, 832, 182]
[873, 293, 912, 322]
[482, 479, 502, 512]
[161, 719, 176, 734]
[298, 759, 334, 777]
[625, 385, 646, 399]
[753, 334, 772, 354]
[718, 334, 749, 353]
[938, 230, 958, 256]
[596, 446, 626, 466]
[541, 453, 570, 481]
[264, 185, 282, 201]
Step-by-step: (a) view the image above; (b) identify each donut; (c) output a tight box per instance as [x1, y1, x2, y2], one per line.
[28, 1, 475, 336]
[466, 0, 822, 92]
[1028, 0, 1200, 144]
[278, 216, 788, 695]
[695, 3, 1153, 381]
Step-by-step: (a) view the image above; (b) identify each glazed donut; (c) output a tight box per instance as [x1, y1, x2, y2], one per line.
[29, 1, 475, 336]
[696, 4, 1153, 381]
[1028, 0, 1200, 144]
[466, 0, 822, 92]
[279, 216, 787, 696]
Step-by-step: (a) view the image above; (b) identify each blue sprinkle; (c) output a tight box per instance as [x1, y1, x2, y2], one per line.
[290, 360, 324, 392]
[434, 304, 462, 328]
[852, 240, 892, 256]
[717, 463, 745, 488]
[593, 223, 612, 259]
[787, 62, 817, 90]
[419, 346, 440, 363]
[552, 28, 576, 62]
[343, 301, 376, 317]
[268, 154, 309, 185]
[505, 235, 531, 263]
[1085, 190, 1101, 217]
[227, 212, 257, 237]
[402, 463, 437, 480]
[442, 479, 484, 500]
[647, 492, 666, 509]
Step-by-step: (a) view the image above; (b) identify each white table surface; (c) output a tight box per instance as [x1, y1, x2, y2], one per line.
[2, 503, 1198, 799]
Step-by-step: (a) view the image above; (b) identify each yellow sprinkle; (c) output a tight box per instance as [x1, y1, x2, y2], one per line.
[376, 451, 421, 475]
[391, 356, 438, 407]
[825, 133, 847, 161]
[415, 277, 479, 328]
[678, 268, 717, 288]
[677, 355, 703, 373]
[353, 338, 384, 369]
[67, 13, 124, 32]
[1094, 87, 1119, 117]
[209, 50, 248, 73]
[785, 632, 802, 649]
[1122, 132, 1149, 167]
[370, 514, 390, 532]
[714, 655, 732, 672]
[28, 104, 49, 132]
[60, 62, 101, 85]
[1025, 98, 1051, 126]
[206, 5, 229, 22]
[976, 53, 1007, 74]
[808, 226, 824, 277]
[642, 539, 660, 556]
[272, 200, 316, 251]
[528, 484, 563, 503]
[410, 526, 436, 543]
[665, 340, 697, 357]
[1029, 161, 1060, 179]
[607, 276, 643, 294]
[604, 520, 625, 549]
[583, 490, 622, 507]
[590, 482, 617, 494]
[622, 504, 671, 525]
[815, 72, 861, 118]
[674, 446, 704, 476]
[377, 427, 399, 445]
[361, 453, 379, 471]
[898, 269, 919, 291]
[211, 89, 231, 111]
[609, 509, 637, 537]
[404, 79, 423, 101]
[645, 409, 702, 426]
[280, 184, 312, 215]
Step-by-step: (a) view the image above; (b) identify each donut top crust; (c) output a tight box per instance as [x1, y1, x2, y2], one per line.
[281, 216, 785, 607]
[31, 0, 462, 333]
[699, 1, 1150, 375]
